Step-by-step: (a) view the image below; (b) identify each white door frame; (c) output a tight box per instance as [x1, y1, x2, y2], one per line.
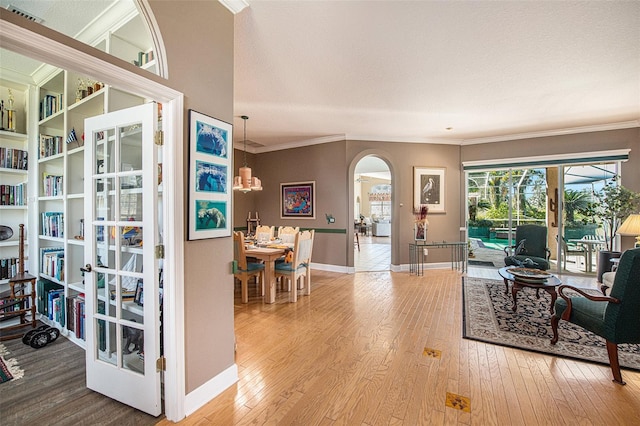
[0, 14, 186, 422]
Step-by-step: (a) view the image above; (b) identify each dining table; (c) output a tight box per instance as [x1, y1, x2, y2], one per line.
[245, 246, 286, 303]
[568, 238, 605, 273]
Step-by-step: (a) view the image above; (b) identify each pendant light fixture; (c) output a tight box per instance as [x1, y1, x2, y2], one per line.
[233, 115, 262, 192]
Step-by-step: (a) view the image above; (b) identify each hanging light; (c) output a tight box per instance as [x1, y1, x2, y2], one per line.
[233, 115, 262, 192]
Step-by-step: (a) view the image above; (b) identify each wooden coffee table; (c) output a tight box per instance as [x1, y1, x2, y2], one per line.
[498, 266, 562, 314]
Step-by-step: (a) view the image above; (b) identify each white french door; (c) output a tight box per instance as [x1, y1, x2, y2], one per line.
[83, 103, 162, 416]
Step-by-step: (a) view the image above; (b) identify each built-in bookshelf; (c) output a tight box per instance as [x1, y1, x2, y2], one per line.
[0, 81, 30, 288]
[33, 67, 147, 346]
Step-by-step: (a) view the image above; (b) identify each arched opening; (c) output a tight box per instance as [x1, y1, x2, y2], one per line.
[354, 155, 392, 271]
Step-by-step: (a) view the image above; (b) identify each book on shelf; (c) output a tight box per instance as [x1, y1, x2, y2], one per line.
[36, 278, 63, 317]
[40, 246, 64, 281]
[39, 94, 64, 121]
[41, 212, 64, 238]
[0, 182, 27, 206]
[0, 257, 21, 280]
[38, 134, 63, 159]
[42, 172, 63, 197]
[0, 147, 28, 170]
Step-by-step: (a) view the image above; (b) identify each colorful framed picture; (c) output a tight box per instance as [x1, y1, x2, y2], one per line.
[413, 167, 446, 214]
[188, 110, 232, 239]
[280, 181, 316, 219]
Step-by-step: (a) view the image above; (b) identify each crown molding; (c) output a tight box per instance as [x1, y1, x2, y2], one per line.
[219, 0, 250, 14]
[461, 121, 640, 145]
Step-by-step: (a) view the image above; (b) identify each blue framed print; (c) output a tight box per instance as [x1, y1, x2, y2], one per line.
[188, 110, 232, 239]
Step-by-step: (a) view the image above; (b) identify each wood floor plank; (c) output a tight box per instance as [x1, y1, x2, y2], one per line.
[0, 266, 622, 426]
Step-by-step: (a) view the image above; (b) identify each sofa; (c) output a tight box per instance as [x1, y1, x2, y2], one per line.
[372, 220, 391, 237]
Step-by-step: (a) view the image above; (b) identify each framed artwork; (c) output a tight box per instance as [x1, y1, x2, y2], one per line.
[188, 110, 232, 240]
[280, 181, 316, 219]
[413, 167, 446, 214]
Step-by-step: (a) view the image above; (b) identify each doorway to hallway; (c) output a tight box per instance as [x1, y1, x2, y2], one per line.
[354, 156, 391, 272]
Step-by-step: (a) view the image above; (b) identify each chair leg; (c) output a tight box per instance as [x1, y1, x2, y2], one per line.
[550, 315, 560, 344]
[355, 232, 360, 251]
[606, 340, 626, 385]
[241, 278, 248, 303]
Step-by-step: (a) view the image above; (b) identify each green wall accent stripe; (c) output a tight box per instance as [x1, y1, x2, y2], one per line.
[233, 227, 347, 234]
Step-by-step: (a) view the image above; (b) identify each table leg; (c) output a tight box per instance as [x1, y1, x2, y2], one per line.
[503, 278, 510, 295]
[511, 282, 521, 312]
[264, 260, 276, 304]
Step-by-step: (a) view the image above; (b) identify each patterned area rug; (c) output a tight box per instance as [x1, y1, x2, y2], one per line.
[0, 343, 23, 384]
[462, 277, 640, 370]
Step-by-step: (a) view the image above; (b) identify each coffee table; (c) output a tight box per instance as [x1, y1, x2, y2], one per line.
[498, 266, 562, 314]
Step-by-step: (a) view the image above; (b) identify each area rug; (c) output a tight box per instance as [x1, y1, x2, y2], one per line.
[462, 277, 640, 370]
[468, 260, 495, 267]
[0, 343, 23, 384]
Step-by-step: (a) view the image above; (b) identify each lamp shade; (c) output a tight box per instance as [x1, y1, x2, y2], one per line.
[233, 116, 263, 192]
[618, 214, 640, 246]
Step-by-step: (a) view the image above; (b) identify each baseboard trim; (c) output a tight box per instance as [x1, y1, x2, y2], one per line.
[184, 363, 238, 417]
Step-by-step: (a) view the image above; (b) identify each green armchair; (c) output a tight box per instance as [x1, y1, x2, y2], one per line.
[504, 225, 551, 270]
[551, 248, 640, 384]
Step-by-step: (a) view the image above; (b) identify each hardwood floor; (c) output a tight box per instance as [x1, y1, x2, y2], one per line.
[161, 267, 640, 425]
[0, 324, 161, 426]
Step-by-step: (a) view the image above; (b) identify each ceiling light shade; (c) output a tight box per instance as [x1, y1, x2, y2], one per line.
[233, 115, 262, 192]
[617, 214, 640, 247]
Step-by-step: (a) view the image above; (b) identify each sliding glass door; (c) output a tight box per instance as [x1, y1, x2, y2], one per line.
[466, 159, 623, 276]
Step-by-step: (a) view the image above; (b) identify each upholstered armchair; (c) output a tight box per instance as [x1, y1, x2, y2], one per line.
[551, 248, 640, 384]
[504, 225, 551, 270]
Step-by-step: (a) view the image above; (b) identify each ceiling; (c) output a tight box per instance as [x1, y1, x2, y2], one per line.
[2, 1, 639, 156]
[233, 0, 640, 151]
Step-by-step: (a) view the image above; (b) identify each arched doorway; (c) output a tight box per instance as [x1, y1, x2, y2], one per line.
[354, 155, 392, 271]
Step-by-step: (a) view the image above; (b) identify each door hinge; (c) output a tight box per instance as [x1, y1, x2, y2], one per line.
[154, 130, 164, 146]
[155, 244, 165, 259]
[156, 356, 166, 371]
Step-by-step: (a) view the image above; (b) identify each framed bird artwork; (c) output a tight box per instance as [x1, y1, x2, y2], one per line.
[413, 167, 446, 213]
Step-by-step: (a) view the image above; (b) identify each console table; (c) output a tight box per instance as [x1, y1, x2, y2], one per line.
[409, 241, 467, 276]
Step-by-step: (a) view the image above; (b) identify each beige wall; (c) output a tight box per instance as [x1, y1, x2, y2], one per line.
[149, 0, 235, 393]
[238, 128, 639, 269]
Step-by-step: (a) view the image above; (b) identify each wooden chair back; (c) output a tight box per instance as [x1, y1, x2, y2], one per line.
[278, 226, 299, 244]
[233, 231, 249, 270]
[255, 225, 274, 243]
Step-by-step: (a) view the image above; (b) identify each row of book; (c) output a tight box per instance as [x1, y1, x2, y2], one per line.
[39, 93, 64, 121]
[0, 147, 28, 170]
[40, 247, 64, 281]
[39, 134, 64, 159]
[0, 293, 30, 316]
[36, 279, 63, 320]
[41, 212, 64, 238]
[134, 50, 154, 67]
[0, 257, 24, 280]
[0, 182, 27, 206]
[43, 173, 63, 197]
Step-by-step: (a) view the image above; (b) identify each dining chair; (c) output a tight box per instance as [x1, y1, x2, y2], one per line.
[556, 235, 588, 270]
[277, 226, 299, 245]
[233, 231, 265, 303]
[255, 225, 274, 243]
[275, 230, 315, 302]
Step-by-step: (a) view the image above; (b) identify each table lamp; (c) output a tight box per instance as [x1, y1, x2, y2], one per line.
[618, 214, 640, 248]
